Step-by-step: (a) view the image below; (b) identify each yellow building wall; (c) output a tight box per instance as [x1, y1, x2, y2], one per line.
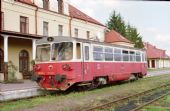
[0, 38, 33, 81]
[8, 38, 32, 80]
[2, 0, 36, 34]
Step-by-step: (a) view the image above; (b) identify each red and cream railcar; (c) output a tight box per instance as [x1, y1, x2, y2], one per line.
[33, 36, 147, 91]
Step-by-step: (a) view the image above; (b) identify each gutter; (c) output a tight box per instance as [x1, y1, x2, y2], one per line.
[35, 6, 38, 35]
[69, 17, 72, 37]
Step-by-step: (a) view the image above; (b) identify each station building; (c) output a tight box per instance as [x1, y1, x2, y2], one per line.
[145, 42, 170, 69]
[0, 0, 106, 81]
[105, 30, 134, 47]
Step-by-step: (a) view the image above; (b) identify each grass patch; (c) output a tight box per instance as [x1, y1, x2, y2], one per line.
[0, 74, 170, 111]
[165, 95, 170, 103]
[143, 106, 169, 111]
[0, 96, 56, 111]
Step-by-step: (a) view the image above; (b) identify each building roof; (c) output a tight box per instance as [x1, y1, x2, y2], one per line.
[145, 42, 170, 59]
[16, 0, 35, 6]
[69, 5, 105, 27]
[105, 30, 132, 44]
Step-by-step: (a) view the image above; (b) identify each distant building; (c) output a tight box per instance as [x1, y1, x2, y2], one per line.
[0, 0, 106, 81]
[145, 42, 170, 69]
[105, 30, 134, 47]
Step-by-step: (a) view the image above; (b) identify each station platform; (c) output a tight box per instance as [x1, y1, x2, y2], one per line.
[0, 80, 41, 101]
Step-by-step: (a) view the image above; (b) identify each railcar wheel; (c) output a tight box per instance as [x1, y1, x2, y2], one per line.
[129, 74, 137, 82]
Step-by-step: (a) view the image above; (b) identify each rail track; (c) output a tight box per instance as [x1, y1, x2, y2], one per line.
[81, 83, 170, 111]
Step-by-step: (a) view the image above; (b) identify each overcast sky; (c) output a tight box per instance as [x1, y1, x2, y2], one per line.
[69, 0, 170, 55]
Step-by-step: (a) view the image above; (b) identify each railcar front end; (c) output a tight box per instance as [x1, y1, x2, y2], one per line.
[33, 41, 82, 91]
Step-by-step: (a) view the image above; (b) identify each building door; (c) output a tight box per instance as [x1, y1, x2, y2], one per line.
[0, 49, 4, 73]
[19, 50, 29, 78]
[151, 60, 155, 68]
[147, 60, 150, 68]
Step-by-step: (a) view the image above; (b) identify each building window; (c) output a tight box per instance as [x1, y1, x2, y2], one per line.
[0, 49, 4, 73]
[74, 28, 78, 37]
[19, 50, 29, 73]
[58, 0, 63, 14]
[43, 21, 48, 36]
[87, 31, 90, 39]
[58, 25, 63, 36]
[1, 12, 4, 30]
[43, 0, 49, 10]
[20, 16, 29, 33]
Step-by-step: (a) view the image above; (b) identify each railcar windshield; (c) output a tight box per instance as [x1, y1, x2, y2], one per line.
[36, 44, 51, 62]
[52, 42, 73, 61]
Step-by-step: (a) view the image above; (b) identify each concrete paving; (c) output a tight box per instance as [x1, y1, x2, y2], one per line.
[147, 69, 170, 77]
[0, 80, 40, 101]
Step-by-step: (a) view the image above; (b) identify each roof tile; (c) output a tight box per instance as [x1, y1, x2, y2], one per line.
[145, 42, 169, 59]
[69, 5, 105, 27]
[105, 30, 132, 43]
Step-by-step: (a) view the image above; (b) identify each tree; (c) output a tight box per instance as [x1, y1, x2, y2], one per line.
[106, 11, 144, 48]
[106, 11, 126, 37]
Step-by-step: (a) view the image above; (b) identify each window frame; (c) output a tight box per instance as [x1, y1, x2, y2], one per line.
[74, 28, 78, 38]
[93, 45, 104, 61]
[114, 48, 122, 61]
[20, 16, 29, 34]
[43, 21, 49, 36]
[43, 0, 49, 10]
[104, 47, 113, 61]
[0, 49, 4, 73]
[1, 12, 4, 30]
[86, 31, 90, 39]
[122, 50, 129, 61]
[58, 0, 64, 14]
[19, 50, 29, 73]
[58, 25, 63, 36]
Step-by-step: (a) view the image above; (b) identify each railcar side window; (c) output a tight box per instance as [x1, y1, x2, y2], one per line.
[93, 46, 104, 61]
[52, 42, 73, 61]
[136, 51, 141, 62]
[85, 46, 89, 60]
[122, 50, 129, 61]
[142, 53, 145, 62]
[105, 47, 113, 61]
[36, 44, 51, 62]
[114, 48, 121, 61]
[130, 51, 135, 61]
[76, 43, 81, 59]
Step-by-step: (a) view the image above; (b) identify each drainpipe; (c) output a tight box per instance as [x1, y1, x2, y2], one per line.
[35, 6, 38, 35]
[69, 17, 72, 37]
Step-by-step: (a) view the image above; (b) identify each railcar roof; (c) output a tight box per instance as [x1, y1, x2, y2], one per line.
[36, 36, 145, 51]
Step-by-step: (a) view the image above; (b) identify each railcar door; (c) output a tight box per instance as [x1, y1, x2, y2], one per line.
[83, 43, 92, 81]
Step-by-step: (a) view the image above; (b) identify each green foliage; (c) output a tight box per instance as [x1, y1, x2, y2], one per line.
[107, 11, 126, 37]
[106, 11, 144, 48]
[165, 95, 170, 103]
[8, 61, 18, 81]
